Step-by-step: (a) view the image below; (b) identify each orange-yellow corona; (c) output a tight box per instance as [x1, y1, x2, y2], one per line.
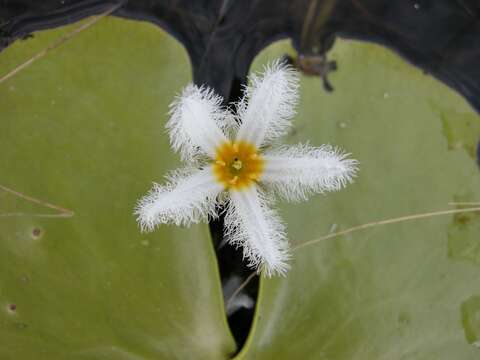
[213, 141, 264, 190]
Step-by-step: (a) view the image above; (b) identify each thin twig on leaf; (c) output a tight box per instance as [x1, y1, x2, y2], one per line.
[294, 206, 480, 250]
[226, 205, 480, 305]
[0, 183, 74, 218]
[0, 2, 123, 85]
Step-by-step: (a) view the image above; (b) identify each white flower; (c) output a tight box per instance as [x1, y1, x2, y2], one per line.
[135, 60, 358, 277]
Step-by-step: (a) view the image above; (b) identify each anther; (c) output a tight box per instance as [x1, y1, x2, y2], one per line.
[233, 143, 240, 152]
[229, 176, 239, 184]
[249, 174, 258, 180]
[250, 153, 259, 160]
[216, 160, 226, 166]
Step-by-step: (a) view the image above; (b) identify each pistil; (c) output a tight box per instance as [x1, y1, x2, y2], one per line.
[231, 158, 243, 171]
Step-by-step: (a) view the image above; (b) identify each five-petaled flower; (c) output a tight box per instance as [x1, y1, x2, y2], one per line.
[135, 60, 358, 277]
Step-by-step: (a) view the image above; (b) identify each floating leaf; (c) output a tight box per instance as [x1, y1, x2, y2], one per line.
[236, 39, 480, 360]
[0, 18, 235, 360]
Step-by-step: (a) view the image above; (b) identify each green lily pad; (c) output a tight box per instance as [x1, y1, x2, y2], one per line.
[0, 18, 235, 360]
[236, 40, 480, 359]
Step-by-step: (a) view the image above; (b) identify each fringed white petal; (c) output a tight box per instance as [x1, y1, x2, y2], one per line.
[261, 144, 358, 201]
[225, 186, 290, 277]
[235, 60, 299, 147]
[135, 167, 223, 231]
[167, 84, 229, 161]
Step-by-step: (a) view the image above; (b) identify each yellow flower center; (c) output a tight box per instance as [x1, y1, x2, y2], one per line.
[213, 141, 264, 190]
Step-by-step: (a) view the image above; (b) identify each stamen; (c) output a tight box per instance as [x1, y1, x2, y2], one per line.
[249, 174, 258, 180]
[233, 143, 239, 152]
[249, 153, 259, 160]
[229, 176, 239, 185]
[216, 160, 226, 166]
